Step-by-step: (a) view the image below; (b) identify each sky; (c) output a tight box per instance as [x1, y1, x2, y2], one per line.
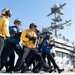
[0, 0, 75, 42]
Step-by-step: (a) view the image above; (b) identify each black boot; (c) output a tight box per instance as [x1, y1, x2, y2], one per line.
[44, 66, 53, 72]
[32, 69, 40, 73]
[49, 69, 54, 73]
[57, 68, 64, 73]
[21, 67, 31, 73]
[54, 68, 57, 72]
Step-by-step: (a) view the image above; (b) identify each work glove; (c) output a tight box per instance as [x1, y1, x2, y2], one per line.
[26, 35, 36, 43]
[47, 44, 55, 48]
[14, 32, 22, 38]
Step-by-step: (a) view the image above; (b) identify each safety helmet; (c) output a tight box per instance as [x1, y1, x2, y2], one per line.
[29, 23, 37, 28]
[1, 8, 12, 17]
[45, 34, 50, 39]
[14, 18, 22, 24]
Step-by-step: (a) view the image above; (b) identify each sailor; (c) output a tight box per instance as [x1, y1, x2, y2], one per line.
[0, 8, 12, 68]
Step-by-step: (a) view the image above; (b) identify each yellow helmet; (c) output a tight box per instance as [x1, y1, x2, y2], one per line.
[1, 8, 12, 17]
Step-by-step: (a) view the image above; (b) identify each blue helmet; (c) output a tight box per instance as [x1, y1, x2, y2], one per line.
[14, 18, 22, 24]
